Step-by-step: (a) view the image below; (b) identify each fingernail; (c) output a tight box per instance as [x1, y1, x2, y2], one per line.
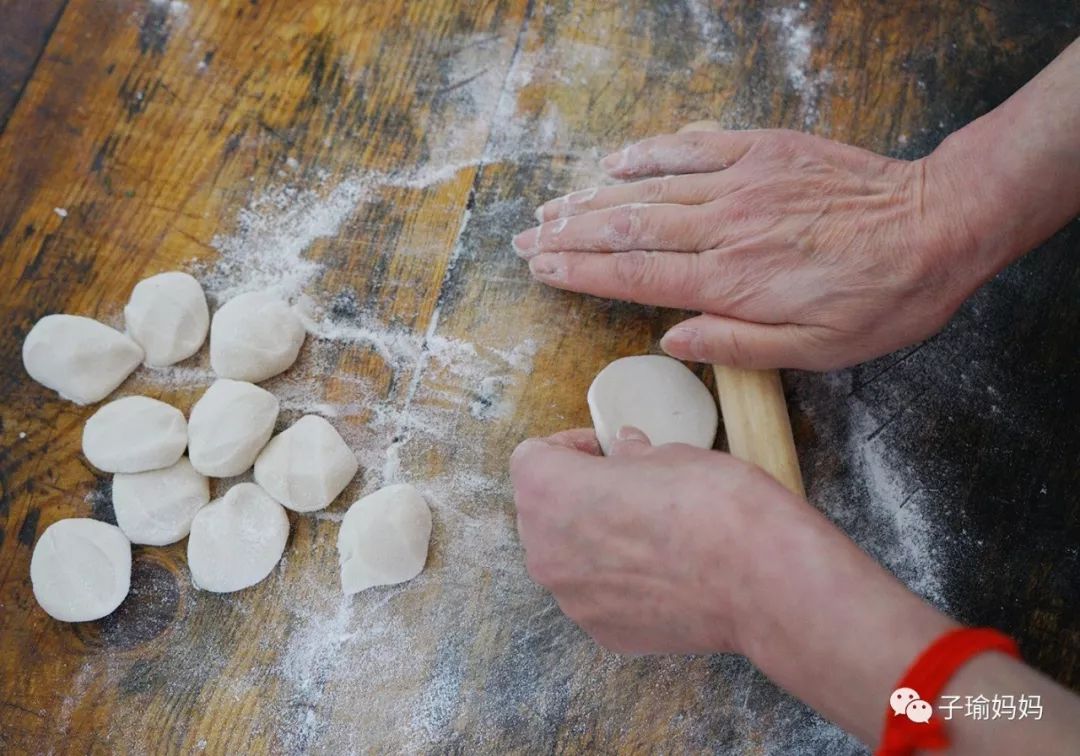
[550, 217, 567, 235]
[600, 149, 627, 172]
[510, 437, 545, 464]
[660, 326, 699, 358]
[615, 426, 647, 442]
[529, 254, 566, 283]
[533, 205, 545, 222]
[564, 187, 598, 204]
[512, 227, 539, 259]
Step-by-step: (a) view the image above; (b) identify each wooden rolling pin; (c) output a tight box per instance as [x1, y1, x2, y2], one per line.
[713, 366, 805, 497]
[672, 122, 804, 497]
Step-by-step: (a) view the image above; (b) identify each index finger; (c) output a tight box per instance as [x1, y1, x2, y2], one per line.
[600, 129, 761, 179]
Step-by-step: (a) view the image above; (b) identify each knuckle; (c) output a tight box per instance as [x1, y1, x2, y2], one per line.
[715, 326, 752, 367]
[510, 456, 554, 504]
[682, 131, 711, 151]
[509, 439, 540, 479]
[524, 554, 552, 585]
[641, 177, 668, 202]
[613, 250, 655, 289]
[607, 205, 641, 240]
[625, 141, 656, 174]
[761, 129, 803, 158]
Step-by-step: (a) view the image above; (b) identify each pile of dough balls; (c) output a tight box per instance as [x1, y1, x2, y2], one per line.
[23, 272, 432, 623]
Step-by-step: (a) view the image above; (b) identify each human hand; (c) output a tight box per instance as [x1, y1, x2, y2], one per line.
[510, 425, 963, 739]
[513, 124, 983, 370]
[509, 425, 826, 655]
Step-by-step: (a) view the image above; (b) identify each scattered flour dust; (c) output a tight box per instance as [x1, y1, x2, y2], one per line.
[811, 373, 949, 609]
[771, 3, 831, 129]
[125, 140, 542, 749]
[150, 0, 189, 17]
[68, 16, 946, 754]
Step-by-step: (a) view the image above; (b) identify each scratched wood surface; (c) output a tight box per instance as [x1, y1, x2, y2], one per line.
[1, 1, 1078, 753]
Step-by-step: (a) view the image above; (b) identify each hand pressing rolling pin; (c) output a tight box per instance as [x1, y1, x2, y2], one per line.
[510, 37, 1080, 755]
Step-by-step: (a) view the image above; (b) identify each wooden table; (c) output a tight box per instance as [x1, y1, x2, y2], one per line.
[1, 1, 1077, 753]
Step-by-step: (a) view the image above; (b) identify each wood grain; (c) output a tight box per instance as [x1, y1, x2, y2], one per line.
[0, 0, 67, 132]
[714, 366, 805, 497]
[1, 1, 1077, 753]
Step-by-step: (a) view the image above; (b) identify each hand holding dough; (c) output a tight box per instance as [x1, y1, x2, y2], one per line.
[338, 483, 432, 595]
[22, 315, 143, 405]
[588, 355, 717, 455]
[210, 291, 305, 382]
[124, 271, 209, 366]
[187, 482, 289, 593]
[187, 379, 279, 477]
[82, 395, 188, 473]
[30, 518, 132, 622]
[254, 415, 358, 512]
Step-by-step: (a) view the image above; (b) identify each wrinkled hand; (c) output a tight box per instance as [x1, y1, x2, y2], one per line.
[510, 426, 818, 655]
[514, 123, 975, 370]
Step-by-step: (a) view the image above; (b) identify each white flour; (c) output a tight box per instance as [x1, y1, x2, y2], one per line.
[66, 12, 955, 754]
[771, 4, 831, 129]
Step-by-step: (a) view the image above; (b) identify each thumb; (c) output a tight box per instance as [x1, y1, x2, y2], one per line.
[660, 313, 834, 371]
[608, 425, 653, 456]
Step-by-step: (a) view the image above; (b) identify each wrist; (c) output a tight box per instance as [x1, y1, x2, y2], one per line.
[920, 52, 1080, 295]
[733, 494, 959, 741]
[923, 130, 1022, 268]
[912, 140, 1021, 321]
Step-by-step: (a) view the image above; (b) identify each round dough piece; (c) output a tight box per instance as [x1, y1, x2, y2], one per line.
[187, 379, 279, 477]
[337, 483, 432, 595]
[254, 415, 359, 513]
[209, 291, 305, 382]
[187, 482, 290, 593]
[30, 518, 132, 622]
[588, 355, 718, 455]
[82, 395, 188, 473]
[22, 314, 143, 405]
[124, 271, 209, 366]
[113, 456, 210, 545]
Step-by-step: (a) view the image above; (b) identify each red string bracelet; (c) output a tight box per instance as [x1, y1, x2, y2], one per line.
[875, 627, 1020, 756]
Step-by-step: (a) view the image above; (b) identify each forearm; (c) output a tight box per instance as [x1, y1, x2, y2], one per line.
[925, 37, 1080, 287]
[736, 499, 1080, 751]
[735, 500, 956, 742]
[941, 652, 1080, 754]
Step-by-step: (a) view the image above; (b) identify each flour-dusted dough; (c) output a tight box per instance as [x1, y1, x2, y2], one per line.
[254, 415, 358, 513]
[113, 456, 210, 545]
[209, 291, 305, 382]
[337, 483, 432, 595]
[124, 271, 209, 366]
[187, 379, 279, 477]
[588, 355, 718, 455]
[82, 395, 188, 473]
[22, 315, 143, 405]
[187, 482, 290, 592]
[30, 518, 131, 622]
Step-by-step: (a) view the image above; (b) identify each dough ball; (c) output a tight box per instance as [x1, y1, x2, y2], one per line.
[588, 355, 718, 455]
[187, 482, 289, 593]
[187, 379, 279, 477]
[30, 518, 132, 622]
[82, 395, 188, 473]
[124, 271, 209, 366]
[254, 415, 358, 513]
[337, 483, 432, 595]
[113, 456, 210, 545]
[22, 314, 143, 405]
[210, 291, 305, 382]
